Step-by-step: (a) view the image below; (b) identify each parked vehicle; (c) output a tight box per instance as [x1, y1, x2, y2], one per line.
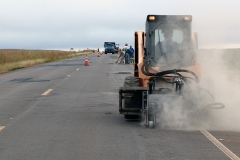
[104, 42, 115, 54]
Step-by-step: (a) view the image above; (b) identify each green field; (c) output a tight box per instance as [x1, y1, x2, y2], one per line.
[0, 49, 94, 73]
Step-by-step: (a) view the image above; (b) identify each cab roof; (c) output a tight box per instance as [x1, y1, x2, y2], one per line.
[146, 15, 192, 22]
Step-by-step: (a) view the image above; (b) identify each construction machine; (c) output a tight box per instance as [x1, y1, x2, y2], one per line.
[119, 15, 224, 128]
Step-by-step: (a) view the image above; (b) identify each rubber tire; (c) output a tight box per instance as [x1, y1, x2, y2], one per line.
[149, 121, 154, 128]
[123, 76, 140, 119]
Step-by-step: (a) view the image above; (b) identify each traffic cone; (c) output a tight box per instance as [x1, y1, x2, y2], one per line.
[97, 52, 100, 57]
[84, 55, 89, 66]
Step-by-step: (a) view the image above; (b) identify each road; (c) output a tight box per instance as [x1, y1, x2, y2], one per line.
[0, 53, 239, 160]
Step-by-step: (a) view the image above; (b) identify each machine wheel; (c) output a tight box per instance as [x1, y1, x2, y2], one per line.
[123, 76, 140, 119]
[146, 113, 157, 128]
[149, 121, 154, 128]
[145, 100, 158, 128]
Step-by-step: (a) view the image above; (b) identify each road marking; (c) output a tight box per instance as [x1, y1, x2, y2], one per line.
[42, 89, 52, 96]
[0, 126, 5, 131]
[76, 68, 79, 70]
[200, 129, 240, 160]
[67, 75, 71, 77]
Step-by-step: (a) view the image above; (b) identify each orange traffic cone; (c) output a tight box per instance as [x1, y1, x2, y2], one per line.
[84, 55, 89, 66]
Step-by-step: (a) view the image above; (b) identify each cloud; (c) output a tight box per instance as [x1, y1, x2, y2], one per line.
[0, 0, 240, 49]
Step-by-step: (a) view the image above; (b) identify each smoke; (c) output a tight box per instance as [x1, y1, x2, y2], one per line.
[152, 49, 240, 131]
[197, 49, 240, 131]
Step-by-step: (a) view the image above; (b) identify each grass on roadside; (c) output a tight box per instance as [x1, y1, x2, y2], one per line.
[0, 49, 94, 73]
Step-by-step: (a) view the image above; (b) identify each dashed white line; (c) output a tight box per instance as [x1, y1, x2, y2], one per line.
[200, 129, 240, 160]
[41, 89, 52, 96]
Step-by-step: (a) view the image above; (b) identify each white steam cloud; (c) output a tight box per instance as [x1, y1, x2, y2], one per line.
[154, 49, 240, 131]
[197, 49, 240, 131]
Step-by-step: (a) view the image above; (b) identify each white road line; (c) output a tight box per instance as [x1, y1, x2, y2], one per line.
[41, 89, 53, 96]
[0, 126, 5, 131]
[200, 129, 240, 160]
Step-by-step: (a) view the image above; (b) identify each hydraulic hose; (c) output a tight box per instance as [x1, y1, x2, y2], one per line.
[141, 61, 225, 111]
[198, 102, 225, 112]
[141, 61, 199, 83]
[154, 69, 199, 83]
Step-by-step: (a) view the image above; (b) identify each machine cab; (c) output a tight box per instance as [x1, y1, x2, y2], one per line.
[145, 15, 197, 70]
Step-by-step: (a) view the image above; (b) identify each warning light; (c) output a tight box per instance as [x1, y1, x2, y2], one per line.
[184, 16, 191, 21]
[149, 16, 155, 21]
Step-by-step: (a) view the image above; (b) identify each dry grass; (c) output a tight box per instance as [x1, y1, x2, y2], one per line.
[0, 49, 94, 73]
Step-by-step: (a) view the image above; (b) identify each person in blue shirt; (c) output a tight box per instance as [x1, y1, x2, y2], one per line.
[129, 46, 134, 54]
[125, 45, 134, 64]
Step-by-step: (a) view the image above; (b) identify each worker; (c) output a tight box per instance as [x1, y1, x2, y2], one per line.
[123, 43, 130, 64]
[155, 29, 181, 63]
[129, 46, 134, 63]
[116, 49, 125, 63]
[126, 45, 134, 64]
[161, 29, 180, 56]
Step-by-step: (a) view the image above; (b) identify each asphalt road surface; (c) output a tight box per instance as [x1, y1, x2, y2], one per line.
[0, 53, 239, 160]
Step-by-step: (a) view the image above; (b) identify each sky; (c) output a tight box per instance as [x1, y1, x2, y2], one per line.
[0, 0, 240, 50]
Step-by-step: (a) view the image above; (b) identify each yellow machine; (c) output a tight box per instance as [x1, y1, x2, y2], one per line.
[119, 15, 224, 128]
